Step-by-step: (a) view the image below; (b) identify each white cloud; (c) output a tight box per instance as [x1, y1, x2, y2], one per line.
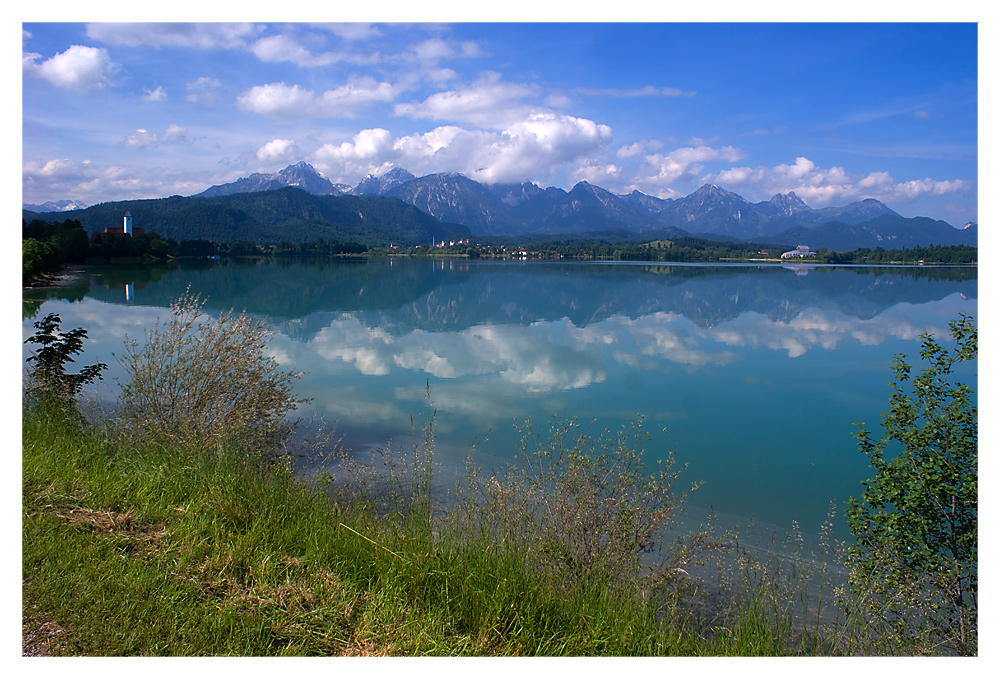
[616, 139, 663, 158]
[544, 92, 574, 109]
[250, 34, 346, 68]
[629, 145, 745, 193]
[86, 22, 263, 49]
[312, 112, 613, 186]
[23, 45, 118, 93]
[707, 156, 973, 207]
[406, 37, 485, 63]
[311, 128, 400, 179]
[570, 163, 621, 186]
[186, 76, 222, 104]
[317, 23, 382, 42]
[424, 68, 460, 85]
[25, 158, 89, 180]
[124, 124, 187, 149]
[238, 78, 397, 118]
[141, 86, 167, 102]
[257, 138, 299, 163]
[450, 112, 613, 185]
[394, 72, 535, 129]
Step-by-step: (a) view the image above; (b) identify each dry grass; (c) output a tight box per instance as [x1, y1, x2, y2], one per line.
[40, 505, 168, 544]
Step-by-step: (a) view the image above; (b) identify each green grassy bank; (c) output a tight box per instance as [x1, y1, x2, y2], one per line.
[23, 400, 824, 657]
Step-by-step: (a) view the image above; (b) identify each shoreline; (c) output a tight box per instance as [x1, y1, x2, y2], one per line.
[23, 265, 87, 290]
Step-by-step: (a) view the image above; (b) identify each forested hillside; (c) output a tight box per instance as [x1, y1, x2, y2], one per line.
[23, 188, 472, 247]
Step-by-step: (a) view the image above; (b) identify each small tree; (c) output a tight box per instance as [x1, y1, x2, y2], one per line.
[845, 314, 977, 654]
[118, 290, 308, 456]
[23, 313, 107, 408]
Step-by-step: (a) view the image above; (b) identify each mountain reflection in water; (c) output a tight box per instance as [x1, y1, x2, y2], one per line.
[23, 259, 977, 537]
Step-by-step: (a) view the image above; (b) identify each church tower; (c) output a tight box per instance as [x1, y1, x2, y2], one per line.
[124, 211, 132, 236]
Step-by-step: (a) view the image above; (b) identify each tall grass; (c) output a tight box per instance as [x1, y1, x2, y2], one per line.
[23, 400, 696, 655]
[26, 393, 860, 656]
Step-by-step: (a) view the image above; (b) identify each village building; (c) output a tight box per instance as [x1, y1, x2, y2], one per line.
[89, 211, 144, 243]
[780, 245, 816, 259]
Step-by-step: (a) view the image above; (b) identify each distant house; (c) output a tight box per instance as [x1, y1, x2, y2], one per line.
[781, 245, 815, 259]
[90, 211, 145, 243]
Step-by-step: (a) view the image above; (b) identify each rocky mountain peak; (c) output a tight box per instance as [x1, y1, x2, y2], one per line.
[191, 162, 342, 198]
[766, 191, 811, 216]
[355, 167, 417, 196]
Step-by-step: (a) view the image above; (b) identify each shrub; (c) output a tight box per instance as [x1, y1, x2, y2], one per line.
[845, 314, 977, 654]
[466, 417, 707, 595]
[117, 290, 308, 456]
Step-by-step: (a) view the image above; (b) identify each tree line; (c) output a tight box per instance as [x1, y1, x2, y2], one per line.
[510, 237, 978, 264]
[814, 244, 977, 264]
[22, 217, 978, 286]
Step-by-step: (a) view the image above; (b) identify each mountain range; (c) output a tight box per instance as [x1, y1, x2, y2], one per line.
[24, 162, 976, 250]
[22, 199, 90, 213]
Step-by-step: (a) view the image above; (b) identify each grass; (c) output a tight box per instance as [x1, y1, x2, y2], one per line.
[19, 399, 922, 657]
[22, 403, 707, 655]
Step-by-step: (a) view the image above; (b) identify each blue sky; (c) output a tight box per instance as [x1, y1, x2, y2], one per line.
[21, 18, 979, 226]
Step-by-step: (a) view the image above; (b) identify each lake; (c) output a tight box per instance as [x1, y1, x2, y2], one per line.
[22, 258, 977, 540]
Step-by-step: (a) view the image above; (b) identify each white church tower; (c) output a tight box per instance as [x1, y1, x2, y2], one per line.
[124, 211, 133, 236]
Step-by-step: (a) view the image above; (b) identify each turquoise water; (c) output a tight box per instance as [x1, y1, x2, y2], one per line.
[23, 258, 977, 537]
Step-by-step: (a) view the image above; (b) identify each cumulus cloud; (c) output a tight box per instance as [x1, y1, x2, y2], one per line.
[257, 138, 299, 163]
[313, 126, 448, 179]
[707, 156, 973, 207]
[124, 124, 187, 149]
[312, 111, 613, 186]
[238, 78, 397, 118]
[469, 112, 613, 183]
[23, 45, 118, 92]
[394, 72, 536, 129]
[86, 22, 263, 49]
[629, 144, 746, 193]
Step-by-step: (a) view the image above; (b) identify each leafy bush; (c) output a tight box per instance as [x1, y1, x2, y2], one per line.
[117, 290, 307, 456]
[845, 314, 977, 654]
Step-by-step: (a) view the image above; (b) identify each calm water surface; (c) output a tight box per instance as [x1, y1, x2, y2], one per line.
[23, 258, 977, 538]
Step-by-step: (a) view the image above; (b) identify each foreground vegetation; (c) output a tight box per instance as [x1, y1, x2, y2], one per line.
[23, 401, 841, 656]
[22, 299, 977, 656]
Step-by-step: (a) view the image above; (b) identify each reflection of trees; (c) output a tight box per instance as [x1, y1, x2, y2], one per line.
[46, 261, 977, 338]
[77, 258, 466, 321]
[22, 285, 89, 319]
[23, 299, 44, 320]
